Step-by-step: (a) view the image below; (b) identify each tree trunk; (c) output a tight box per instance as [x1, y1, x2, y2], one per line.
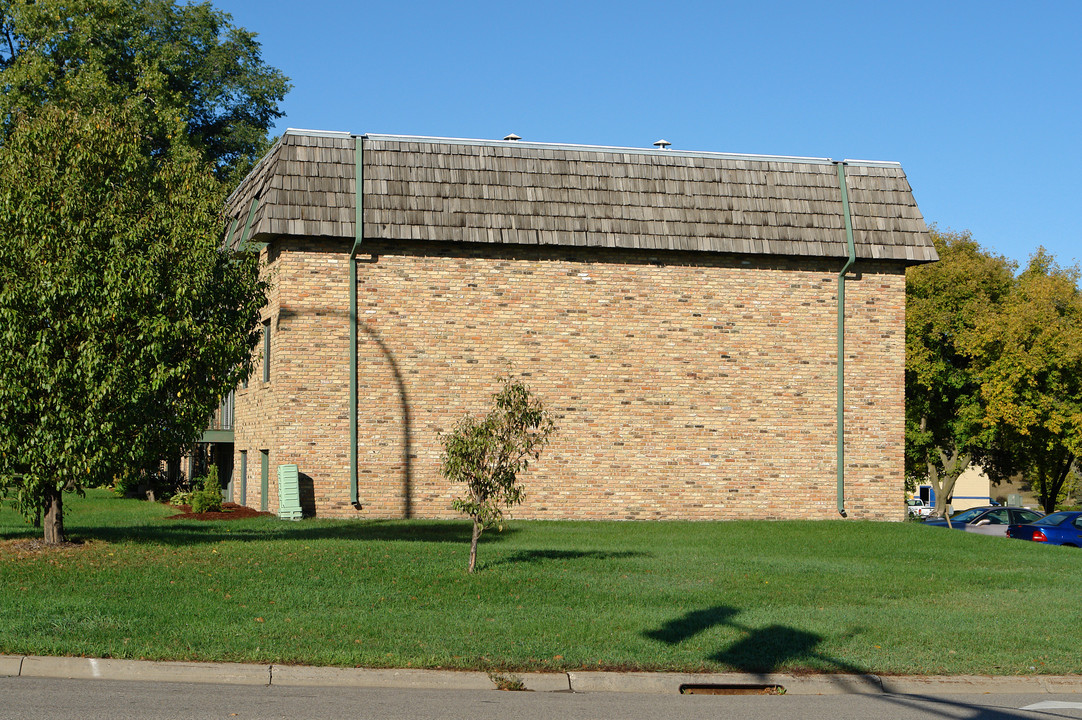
[43, 488, 65, 545]
[928, 448, 971, 521]
[1040, 453, 1076, 514]
[467, 520, 481, 573]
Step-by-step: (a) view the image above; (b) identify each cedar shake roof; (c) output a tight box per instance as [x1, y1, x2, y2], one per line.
[224, 129, 937, 263]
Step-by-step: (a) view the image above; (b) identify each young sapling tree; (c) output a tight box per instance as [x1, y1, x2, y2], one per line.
[442, 375, 555, 572]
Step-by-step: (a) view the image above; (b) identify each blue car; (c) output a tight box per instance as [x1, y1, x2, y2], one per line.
[1007, 511, 1082, 547]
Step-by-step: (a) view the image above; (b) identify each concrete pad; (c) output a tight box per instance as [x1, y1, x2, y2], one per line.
[271, 665, 492, 690]
[20, 656, 270, 685]
[880, 675, 1045, 695]
[0, 655, 24, 677]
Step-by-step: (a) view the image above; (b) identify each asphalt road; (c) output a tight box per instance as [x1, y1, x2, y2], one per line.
[3, 678, 1082, 720]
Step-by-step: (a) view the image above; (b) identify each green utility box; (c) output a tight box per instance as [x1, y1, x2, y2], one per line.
[277, 464, 303, 521]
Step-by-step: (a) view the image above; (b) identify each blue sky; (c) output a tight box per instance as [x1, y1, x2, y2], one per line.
[215, 0, 1081, 269]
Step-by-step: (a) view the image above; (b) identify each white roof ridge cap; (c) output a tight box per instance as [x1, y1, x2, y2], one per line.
[361, 133, 840, 164]
[284, 128, 353, 138]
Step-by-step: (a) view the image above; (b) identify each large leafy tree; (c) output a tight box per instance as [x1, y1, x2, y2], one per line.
[0, 0, 289, 180]
[905, 229, 1015, 516]
[0, 103, 266, 543]
[969, 250, 1082, 514]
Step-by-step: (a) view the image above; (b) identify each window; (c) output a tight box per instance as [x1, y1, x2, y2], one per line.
[239, 450, 247, 506]
[260, 449, 269, 512]
[262, 319, 271, 383]
[1013, 509, 1043, 525]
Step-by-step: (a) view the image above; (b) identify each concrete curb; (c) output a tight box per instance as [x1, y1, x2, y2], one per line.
[18, 656, 270, 685]
[567, 671, 884, 695]
[879, 675, 1082, 696]
[0, 655, 23, 678]
[270, 665, 492, 689]
[2, 656, 1079, 695]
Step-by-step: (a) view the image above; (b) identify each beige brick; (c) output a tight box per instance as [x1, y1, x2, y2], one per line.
[234, 239, 906, 522]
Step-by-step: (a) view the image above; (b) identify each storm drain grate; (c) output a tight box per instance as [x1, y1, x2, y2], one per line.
[680, 684, 785, 695]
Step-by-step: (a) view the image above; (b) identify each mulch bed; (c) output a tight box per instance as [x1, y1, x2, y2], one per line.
[165, 502, 275, 521]
[0, 538, 87, 557]
[1, 503, 273, 557]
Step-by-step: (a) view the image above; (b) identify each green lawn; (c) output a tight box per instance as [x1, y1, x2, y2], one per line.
[1, 490, 1079, 675]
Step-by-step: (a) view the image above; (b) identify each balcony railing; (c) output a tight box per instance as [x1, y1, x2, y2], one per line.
[206, 390, 235, 432]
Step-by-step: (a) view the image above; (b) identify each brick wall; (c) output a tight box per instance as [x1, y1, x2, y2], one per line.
[233, 244, 283, 514]
[234, 238, 906, 521]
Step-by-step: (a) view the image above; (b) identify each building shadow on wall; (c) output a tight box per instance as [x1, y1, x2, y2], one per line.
[284, 301, 414, 518]
[298, 472, 316, 517]
[359, 322, 413, 518]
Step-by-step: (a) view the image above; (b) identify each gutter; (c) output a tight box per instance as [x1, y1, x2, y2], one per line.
[834, 161, 857, 517]
[350, 135, 364, 507]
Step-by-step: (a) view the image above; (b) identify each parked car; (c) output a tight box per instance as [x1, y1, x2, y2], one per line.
[922, 506, 1044, 537]
[906, 498, 933, 518]
[1007, 511, 1082, 546]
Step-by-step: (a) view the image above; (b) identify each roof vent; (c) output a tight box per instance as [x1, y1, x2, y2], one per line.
[653, 139, 672, 150]
[504, 133, 521, 141]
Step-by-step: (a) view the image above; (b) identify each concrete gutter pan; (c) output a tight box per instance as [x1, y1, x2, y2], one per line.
[2, 655, 1079, 695]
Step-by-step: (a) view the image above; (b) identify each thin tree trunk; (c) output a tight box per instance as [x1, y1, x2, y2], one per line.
[468, 520, 481, 573]
[930, 447, 971, 523]
[43, 488, 65, 545]
[1042, 453, 1076, 514]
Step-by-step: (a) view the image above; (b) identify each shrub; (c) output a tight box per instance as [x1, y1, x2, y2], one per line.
[111, 471, 142, 498]
[190, 466, 223, 514]
[170, 489, 196, 508]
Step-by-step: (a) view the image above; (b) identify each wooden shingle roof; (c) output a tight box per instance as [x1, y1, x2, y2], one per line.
[225, 130, 936, 263]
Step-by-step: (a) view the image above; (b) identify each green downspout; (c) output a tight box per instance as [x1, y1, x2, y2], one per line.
[350, 136, 364, 506]
[834, 161, 856, 517]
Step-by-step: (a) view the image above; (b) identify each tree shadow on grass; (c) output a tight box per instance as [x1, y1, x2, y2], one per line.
[644, 606, 741, 645]
[645, 606, 1048, 719]
[645, 604, 872, 679]
[708, 623, 830, 674]
[487, 549, 651, 567]
[52, 519, 518, 547]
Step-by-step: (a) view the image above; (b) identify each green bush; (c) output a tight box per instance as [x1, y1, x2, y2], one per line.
[111, 471, 141, 498]
[190, 466, 223, 513]
[170, 489, 195, 507]
[113, 468, 172, 501]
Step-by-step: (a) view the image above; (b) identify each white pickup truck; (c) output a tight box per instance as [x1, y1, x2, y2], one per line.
[906, 498, 934, 518]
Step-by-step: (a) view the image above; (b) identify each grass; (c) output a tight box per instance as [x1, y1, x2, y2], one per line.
[1, 490, 1080, 676]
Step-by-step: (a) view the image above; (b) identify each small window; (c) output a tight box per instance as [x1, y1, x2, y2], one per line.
[259, 449, 269, 512]
[262, 319, 271, 383]
[238, 450, 248, 506]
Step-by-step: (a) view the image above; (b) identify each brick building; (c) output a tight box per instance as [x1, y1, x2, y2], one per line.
[218, 129, 936, 521]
